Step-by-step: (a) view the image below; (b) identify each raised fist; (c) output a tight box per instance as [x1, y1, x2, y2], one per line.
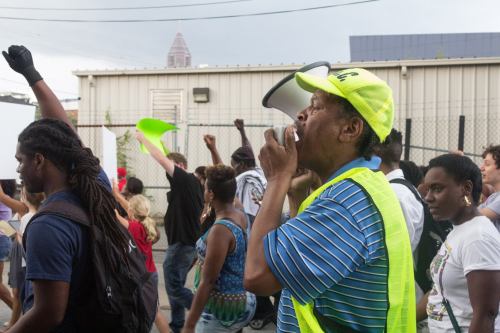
[234, 119, 245, 132]
[2, 45, 42, 86]
[203, 134, 216, 150]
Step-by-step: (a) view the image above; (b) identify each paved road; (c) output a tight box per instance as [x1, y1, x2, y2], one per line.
[0, 229, 276, 332]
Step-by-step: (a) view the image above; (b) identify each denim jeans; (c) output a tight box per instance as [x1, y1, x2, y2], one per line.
[0, 235, 12, 261]
[163, 243, 196, 333]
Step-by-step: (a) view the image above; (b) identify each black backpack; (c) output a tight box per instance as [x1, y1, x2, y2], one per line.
[390, 178, 452, 293]
[23, 201, 158, 333]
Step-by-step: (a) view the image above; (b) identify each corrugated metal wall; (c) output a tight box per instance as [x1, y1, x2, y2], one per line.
[345, 63, 500, 165]
[76, 60, 500, 215]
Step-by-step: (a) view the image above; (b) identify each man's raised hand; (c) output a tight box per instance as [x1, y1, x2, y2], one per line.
[2, 45, 42, 86]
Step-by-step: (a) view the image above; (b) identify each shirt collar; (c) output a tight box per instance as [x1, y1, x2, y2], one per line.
[386, 168, 405, 181]
[328, 156, 381, 182]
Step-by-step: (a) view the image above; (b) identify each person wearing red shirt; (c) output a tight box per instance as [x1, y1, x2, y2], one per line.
[115, 194, 168, 333]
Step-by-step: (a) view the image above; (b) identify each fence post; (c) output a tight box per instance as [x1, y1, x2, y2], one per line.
[404, 118, 412, 161]
[458, 115, 465, 152]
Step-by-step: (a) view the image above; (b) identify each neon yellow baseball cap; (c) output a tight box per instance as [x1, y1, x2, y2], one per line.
[295, 68, 394, 142]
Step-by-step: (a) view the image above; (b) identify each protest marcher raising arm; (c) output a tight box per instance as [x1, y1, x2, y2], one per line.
[234, 118, 254, 154]
[203, 134, 223, 165]
[3, 45, 132, 333]
[3, 44, 73, 333]
[135, 131, 176, 176]
[3, 45, 73, 132]
[136, 130, 202, 333]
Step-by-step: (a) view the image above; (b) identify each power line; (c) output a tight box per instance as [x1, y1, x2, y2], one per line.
[0, 26, 164, 67]
[0, 0, 251, 11]
[0, 77, 79, 96]
[0, 0, 380, 23]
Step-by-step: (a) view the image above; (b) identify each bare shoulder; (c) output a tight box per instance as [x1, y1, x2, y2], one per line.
[230, 209, 248, 231]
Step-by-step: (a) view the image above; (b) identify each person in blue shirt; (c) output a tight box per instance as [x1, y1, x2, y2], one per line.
[3, 45, 128, 333]
[245, 68, 415, 332]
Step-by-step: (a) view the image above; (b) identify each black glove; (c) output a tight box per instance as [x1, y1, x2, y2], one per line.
[2, 45, 43, 86]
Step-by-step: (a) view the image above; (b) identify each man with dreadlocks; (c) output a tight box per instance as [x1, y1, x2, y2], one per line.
[2, 45, 135, 332]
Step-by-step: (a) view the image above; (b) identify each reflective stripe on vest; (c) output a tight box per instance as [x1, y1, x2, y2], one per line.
[291, 167, 416, 333]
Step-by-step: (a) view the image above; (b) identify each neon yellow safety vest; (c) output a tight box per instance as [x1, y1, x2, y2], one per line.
[291, 167, 416, 333]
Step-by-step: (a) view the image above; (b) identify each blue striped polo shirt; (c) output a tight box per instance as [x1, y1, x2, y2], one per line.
[264, 157, 390, 333]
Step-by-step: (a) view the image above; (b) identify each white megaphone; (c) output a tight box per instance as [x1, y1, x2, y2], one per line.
[262, 61, 331, 120]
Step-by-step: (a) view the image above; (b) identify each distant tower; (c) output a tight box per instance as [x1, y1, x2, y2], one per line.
[167, 32, 191, 68]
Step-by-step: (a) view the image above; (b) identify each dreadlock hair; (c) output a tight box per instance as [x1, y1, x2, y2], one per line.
[18, 118, 130, 269]
[128, 195, 157, 243]
[326, 93, 380, 160]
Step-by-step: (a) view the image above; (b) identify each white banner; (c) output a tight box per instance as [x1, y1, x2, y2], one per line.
[0, 102, 35, 179]
[101, 126, 117, 184]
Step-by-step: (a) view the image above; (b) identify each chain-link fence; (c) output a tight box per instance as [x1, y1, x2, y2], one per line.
[401, 115, 487, 167]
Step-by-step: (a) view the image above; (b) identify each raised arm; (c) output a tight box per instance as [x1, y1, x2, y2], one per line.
[234, 119, 254, 157]
[2, 45, 74, 131]
[135, 130, 176, 177]
[114, 209, 130, 229]
[0, 183, 28, 217]
[203, 134, 223, 165]
[112, 179, 131, 214]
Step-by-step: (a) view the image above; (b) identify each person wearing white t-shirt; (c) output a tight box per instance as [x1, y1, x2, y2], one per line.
[423, 154, 500, 333]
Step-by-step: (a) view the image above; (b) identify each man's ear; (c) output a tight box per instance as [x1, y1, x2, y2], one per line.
[33, 152, 45, 171]
[339, 116, 364, 144]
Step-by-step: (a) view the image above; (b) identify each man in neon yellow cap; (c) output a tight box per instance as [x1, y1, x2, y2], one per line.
[245, 68, 416, 332]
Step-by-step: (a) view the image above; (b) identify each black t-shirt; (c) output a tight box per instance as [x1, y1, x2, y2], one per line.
[164, 166, 203, 246]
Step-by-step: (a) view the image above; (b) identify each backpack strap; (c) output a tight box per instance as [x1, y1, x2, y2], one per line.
[22, 200, 91, 249]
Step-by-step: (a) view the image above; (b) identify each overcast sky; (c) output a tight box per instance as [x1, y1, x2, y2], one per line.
[1, 0, 500, 103]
